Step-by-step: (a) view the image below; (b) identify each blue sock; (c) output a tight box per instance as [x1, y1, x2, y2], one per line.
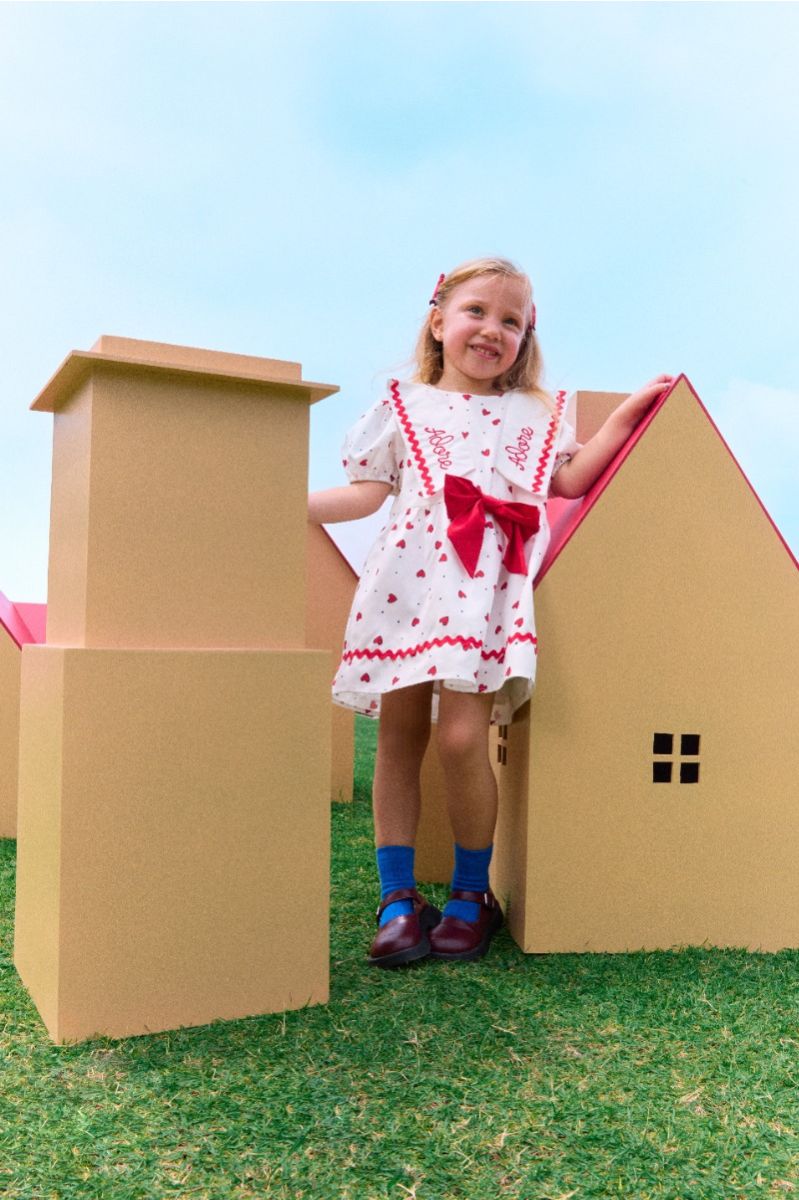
[376, 845, 416, 926]
[444, 843, 493, 924]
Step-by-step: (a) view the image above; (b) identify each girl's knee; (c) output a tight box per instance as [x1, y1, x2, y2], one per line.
[437, 718, 485, 768]
[437, 691, 493, 767]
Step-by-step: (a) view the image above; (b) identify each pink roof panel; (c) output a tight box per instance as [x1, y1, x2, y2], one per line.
[14, 603, 47, 644]
[0, 593, 42, 648]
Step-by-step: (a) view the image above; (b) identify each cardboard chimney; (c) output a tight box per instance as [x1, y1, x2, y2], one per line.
[419, 378, 799, 954]
[13, 336, 337, 1041]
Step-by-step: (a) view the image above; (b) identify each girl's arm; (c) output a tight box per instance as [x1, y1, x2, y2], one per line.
[550, 375, 674, 500]
[308, 480, 392, 524]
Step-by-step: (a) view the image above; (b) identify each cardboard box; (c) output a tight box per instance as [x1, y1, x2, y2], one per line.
[14, 337, 338, 1039]
[305, 523, 358, 802]
[34, 337, 336, 651]
[15, 646, 331, 1042]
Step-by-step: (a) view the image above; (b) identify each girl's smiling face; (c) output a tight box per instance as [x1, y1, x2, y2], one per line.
[429, 273, 529, 395]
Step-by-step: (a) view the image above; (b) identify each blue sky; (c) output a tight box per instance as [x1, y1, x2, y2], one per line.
[1, 1, 797, 599]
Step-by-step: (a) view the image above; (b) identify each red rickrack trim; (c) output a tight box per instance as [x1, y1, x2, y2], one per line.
[342, 631, 537, 666]
[342, 634, 483, 663]
[531, 389, 567, 494]
[388, 379, 436, 496]
[480, 632, 538, 663]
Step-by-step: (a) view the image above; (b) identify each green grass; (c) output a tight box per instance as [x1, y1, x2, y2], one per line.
[2, 715, 799, 1198]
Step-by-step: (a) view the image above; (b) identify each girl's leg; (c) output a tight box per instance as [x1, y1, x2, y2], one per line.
[431, 688, 503, 959]
[368, 684, 437, 964]
[372, 681, 434, 847]
[436, 688, 497, 849]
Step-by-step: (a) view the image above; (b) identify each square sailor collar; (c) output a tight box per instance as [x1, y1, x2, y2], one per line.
[387, 380, 568, 499]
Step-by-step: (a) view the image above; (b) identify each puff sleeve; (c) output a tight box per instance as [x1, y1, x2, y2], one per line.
[341, 399, 403, 494]
[550, 416, 581, 484]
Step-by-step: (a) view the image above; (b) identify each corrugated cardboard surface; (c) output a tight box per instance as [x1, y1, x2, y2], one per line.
[13, 646, 64, 1037]
[91, 336, 303, 383]
[15, 646, 331, 1042]
[573, 391, 627, 443]
[32, 337, 337, 413]
[0, 630, 21, 838]
[46, 376, 93, 648]
[502, 379, 799, 951]
[490, 716, 530, 940]
[305, 524, 357, 802]
[46, 369, 313, 650]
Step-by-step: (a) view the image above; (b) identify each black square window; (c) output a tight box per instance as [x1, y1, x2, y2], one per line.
[652, 730, 702, 785]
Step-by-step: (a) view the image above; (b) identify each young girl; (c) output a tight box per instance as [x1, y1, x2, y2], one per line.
[308, 257, 672, 968]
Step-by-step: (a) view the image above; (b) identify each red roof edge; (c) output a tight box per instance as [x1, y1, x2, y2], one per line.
[0, 592, 41, 648]
[536, 374, 798, 585]
[536, 377, 678, 585]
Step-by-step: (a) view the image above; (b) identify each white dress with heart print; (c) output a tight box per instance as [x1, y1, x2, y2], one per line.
[331, 380, 579, 725]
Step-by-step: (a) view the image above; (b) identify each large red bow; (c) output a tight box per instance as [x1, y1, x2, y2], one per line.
[444, 474, 541, 578]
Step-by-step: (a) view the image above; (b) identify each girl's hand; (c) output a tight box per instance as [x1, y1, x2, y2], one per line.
[550, 374, 676, 499]
[604, 374, 675, 440]
[622, 374, 676, 422]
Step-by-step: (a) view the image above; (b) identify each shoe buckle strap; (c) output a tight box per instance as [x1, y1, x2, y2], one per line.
[450, 888, 495, 907]
[376, 887, 421, 919]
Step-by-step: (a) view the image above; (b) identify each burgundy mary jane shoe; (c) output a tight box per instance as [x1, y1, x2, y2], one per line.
[428, 888, 503, 962]
[366, 887, 442, 969]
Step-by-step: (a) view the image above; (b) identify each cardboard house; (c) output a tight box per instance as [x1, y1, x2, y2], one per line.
[417, 377, 799, 954]
[0, 595, 45, 838]
[13, 335, 337, 1042]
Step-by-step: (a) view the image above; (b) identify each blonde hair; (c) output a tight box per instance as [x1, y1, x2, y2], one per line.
[413, 257, 549, 400]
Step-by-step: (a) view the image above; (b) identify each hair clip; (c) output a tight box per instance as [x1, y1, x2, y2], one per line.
[429, 273, 446, 306]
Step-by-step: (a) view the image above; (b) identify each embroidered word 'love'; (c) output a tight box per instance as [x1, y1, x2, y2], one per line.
[424, 426, 453, 470]
[505, 426, 535, 468]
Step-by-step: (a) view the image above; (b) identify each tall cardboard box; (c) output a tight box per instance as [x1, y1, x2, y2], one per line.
[14, 336, 337, 1041]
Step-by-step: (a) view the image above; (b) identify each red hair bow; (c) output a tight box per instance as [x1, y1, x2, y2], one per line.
[429, 273, 446, 306]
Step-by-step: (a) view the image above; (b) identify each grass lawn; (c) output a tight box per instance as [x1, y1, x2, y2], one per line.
[2, 715, 799, 1198]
